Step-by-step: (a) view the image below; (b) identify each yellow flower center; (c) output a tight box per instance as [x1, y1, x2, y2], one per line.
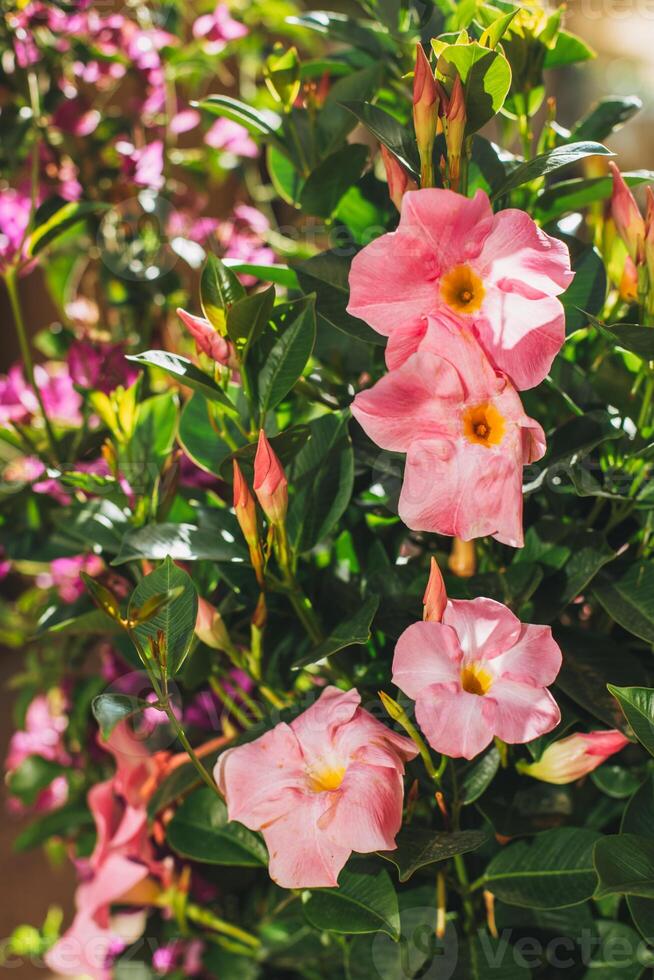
[460, 662, 494, 696]
[308, 766, 346, 793]
[462, 402, 506, 447]
[440, 264, 485, 315]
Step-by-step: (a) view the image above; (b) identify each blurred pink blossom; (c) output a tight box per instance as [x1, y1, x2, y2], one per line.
[192, 4, 248, 53]
[37, 554, 104, 603]
[205, 118, 258, 158]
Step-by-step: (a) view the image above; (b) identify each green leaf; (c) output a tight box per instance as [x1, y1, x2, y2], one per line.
[92, 693, 149, 739]
[460, 746, 501, 804]
[130, 391, 178, 472]
[580, 920, 646, 979]
[295, 250, 384, 345]
[484, 827, 601, 908]
[437, 42, 512, 133]
[177, 392, 243, 477]
[127, 350, 238, 416]
[594, 563, 654, 645]
[303, 866, 400, 940]
[287, 412, 355, 552]
[292, 595, 379, 669]
[340, 101, 419, 177]
[378, 827, 488, 882]
[26, 199, 108, 256]
[535, 170, 654, 224]
[128, 557, 198, 675]
[531, 529, 614, 622]
[452, 935, 532, 979]
[166, 787, 267, 866]
[300, 145, 369, 218]
[594, 834, 654, 900]
[114, 522, 246, 566]
[255, 295, 316, 414]
[14, 802, 93, 852]
[591, 765, 642, 800]
[201, 253, 245, 333]
[226, 285, 275, 359]
[287, 11, 391, 59]
[621, 775, 654, 940]
[7, 756, 66, 807]
[222, 258, 299, 289]
[316, 65, 383, 155]
[607, 685, 654, 756]
[562, 247, 607, 334]
[544, 30, 595, 68]
[602, 324, 654, 359]
[492, 141, 613, 198]
[569, 96, 642, 143]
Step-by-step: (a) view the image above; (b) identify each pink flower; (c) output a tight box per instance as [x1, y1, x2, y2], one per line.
[351, 323, 545, 546]
[348, 188, 574, 390]
[0, 187, 32, 274]
[192, 4, 248, 53]
[37, 554, 104, 603]
[0, 362, 82, 427]
[53, 97, 100, 137]
[380, 144, 417, 211]
[170, 108, 201, 135]
[45, 724, 169, 980]
[6, 693, 71, 813]
[215, 686, 417, 888]
[68, 340, 138, 393]
[609, 162, 645, 265]
[393, 594, 562, 760]
[117, 140, 164, 190]
[176, 307, 234, 365]
[205, 118, 258, 158]
[518, 729, 630, 784]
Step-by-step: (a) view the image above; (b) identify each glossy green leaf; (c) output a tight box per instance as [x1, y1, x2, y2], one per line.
[26, 199, 108, 256]
[562, 247, 606, 334]
[378, 827, 488, 882]
[594, 834, 654, 900]
[484, 827, 600, 908]
[255, 295, 316, 414]
[128, 557, 198, 675]
[222, 258, 299, 289]
[437, 42, 512, 132]
[226, 285, 275, 357]
[292, 595, 379, 669]
[113, 522, 246, 565]
[607, 685, 654, 756]
[166, 787, 267, 866]
[595, 563, 654, 645]
[340, 101, 419, 177]
[92, 693, 149, 739]
[544, 30, 595, 68]
[127, 350, 238, 416]
[535, 170, 654, 224]
[201, 253, 245, 333]
[569, 96, 642, 143]
[621, 776, 654, 940]
[295, 250, 384, 345]
[303, 866, 400, 940]
[492, 141, 613, 198]
[300, 145, 369, 218]
[460, 747, 501, 804]
[177, 392, 244, 476]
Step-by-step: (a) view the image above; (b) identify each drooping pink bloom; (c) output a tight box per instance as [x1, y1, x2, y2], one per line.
[253, 430, 288, 525]
[393, 591, 562, 760]
[45, 723, 170, 980]
[351, 322, 545, 546]
[215, 686, 417, 888]
[205, 118, 258, 158]
[170, 108, 201, 135]
[348, 188, 574, 390]
[192, 4, 248, 53]
[518, 729, 630, 784]
[176, 307, 234, 365]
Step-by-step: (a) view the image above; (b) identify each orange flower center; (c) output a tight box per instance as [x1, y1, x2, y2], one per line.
[460, 662, 493, 696]
[308, 766, 345, 793]
[440, 265, 485, 315]
[463, 402, 505, 447]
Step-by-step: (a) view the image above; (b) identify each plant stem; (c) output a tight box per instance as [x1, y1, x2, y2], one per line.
[209, 675, 253, 729]
[185, 903, 261, 949]
[162, 700, 223, 801]
[4, 268, 59, 463]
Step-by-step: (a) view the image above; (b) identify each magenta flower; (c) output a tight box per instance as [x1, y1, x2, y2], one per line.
[53, 96, 100, 137]
[205, 118, 258, 158]
[393, 595, 562, 760]
[348, 188, 573, 390]
[0, 187, 32, 274]
[215, 686, 417, 888]
[117, 140, 164, 190]
[192, 4, 248, 53]
[351, 323, 545, 546]
[68, 340, 138, 393]
[0, 362, 82, 427]
[37, 554, 104, 603]
[6, 693, 71, 814]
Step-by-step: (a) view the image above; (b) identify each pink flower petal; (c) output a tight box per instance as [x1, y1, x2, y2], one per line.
[392, 621, 462, 700]
[488, 679, 561, 744]
[443, 598, 523, 661]
[320, 763, 405, 853]
[490, 623, 563, 686]
[415, 685, 496, 760]
[477, 208, 574, 296]
[262, 793, 351, 888]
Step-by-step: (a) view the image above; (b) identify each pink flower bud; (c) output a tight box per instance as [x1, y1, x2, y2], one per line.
[233, 461, 259, 548]
[253, 430, 288, 525]
[609, 163, 645, 264]
[176, 307, 234, 366]
[645, 185, 654, 288]
[444, 74, 466, 190]
[195, 596, 231, 651]
[413, 44, 439, 187]
[380, 144, 417, 211]
[620, 255, 638, 302]
[518, 729, 629, 785]
[423, 556, 447, 622]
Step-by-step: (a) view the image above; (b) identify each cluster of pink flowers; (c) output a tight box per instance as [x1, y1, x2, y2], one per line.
[349, 187, 574, 546]
[6, 692, 71, 813]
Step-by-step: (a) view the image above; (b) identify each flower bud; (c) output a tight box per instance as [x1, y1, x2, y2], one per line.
[233, 460, 259, 549]
[448, 537, 476, 578]
[195, 596, 232, 652]
[380, 144, 417, 211]
[619, 255, 638, 303]
[413, 43, 439, 188]
[253, 430, 288, 526]
[177, 307, 235, 366]
[645, 186, 654, 289]
[423, 557, 447, 622]
[609, 163, 645, 265]
[444, 74, 466, 191]
[517, 729, 629, 785]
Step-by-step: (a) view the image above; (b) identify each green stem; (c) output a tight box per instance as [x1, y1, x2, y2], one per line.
[162, 700, 223, 800]
[185, 903, 261, 949]
[209, 675, 253, 729]
[453, 853, 475, 932]
[4, 269, 59, 463]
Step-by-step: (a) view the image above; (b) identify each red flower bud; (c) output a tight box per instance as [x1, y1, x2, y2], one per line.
[233, 460, 259, 549]
[177, 307, 235, 366]
[253, 430, 288, 526]
[380, 144, 417, 211]
[423, 556, 447, 622]
[413, 44, 439, 187]
[609, 163, 645, 264]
